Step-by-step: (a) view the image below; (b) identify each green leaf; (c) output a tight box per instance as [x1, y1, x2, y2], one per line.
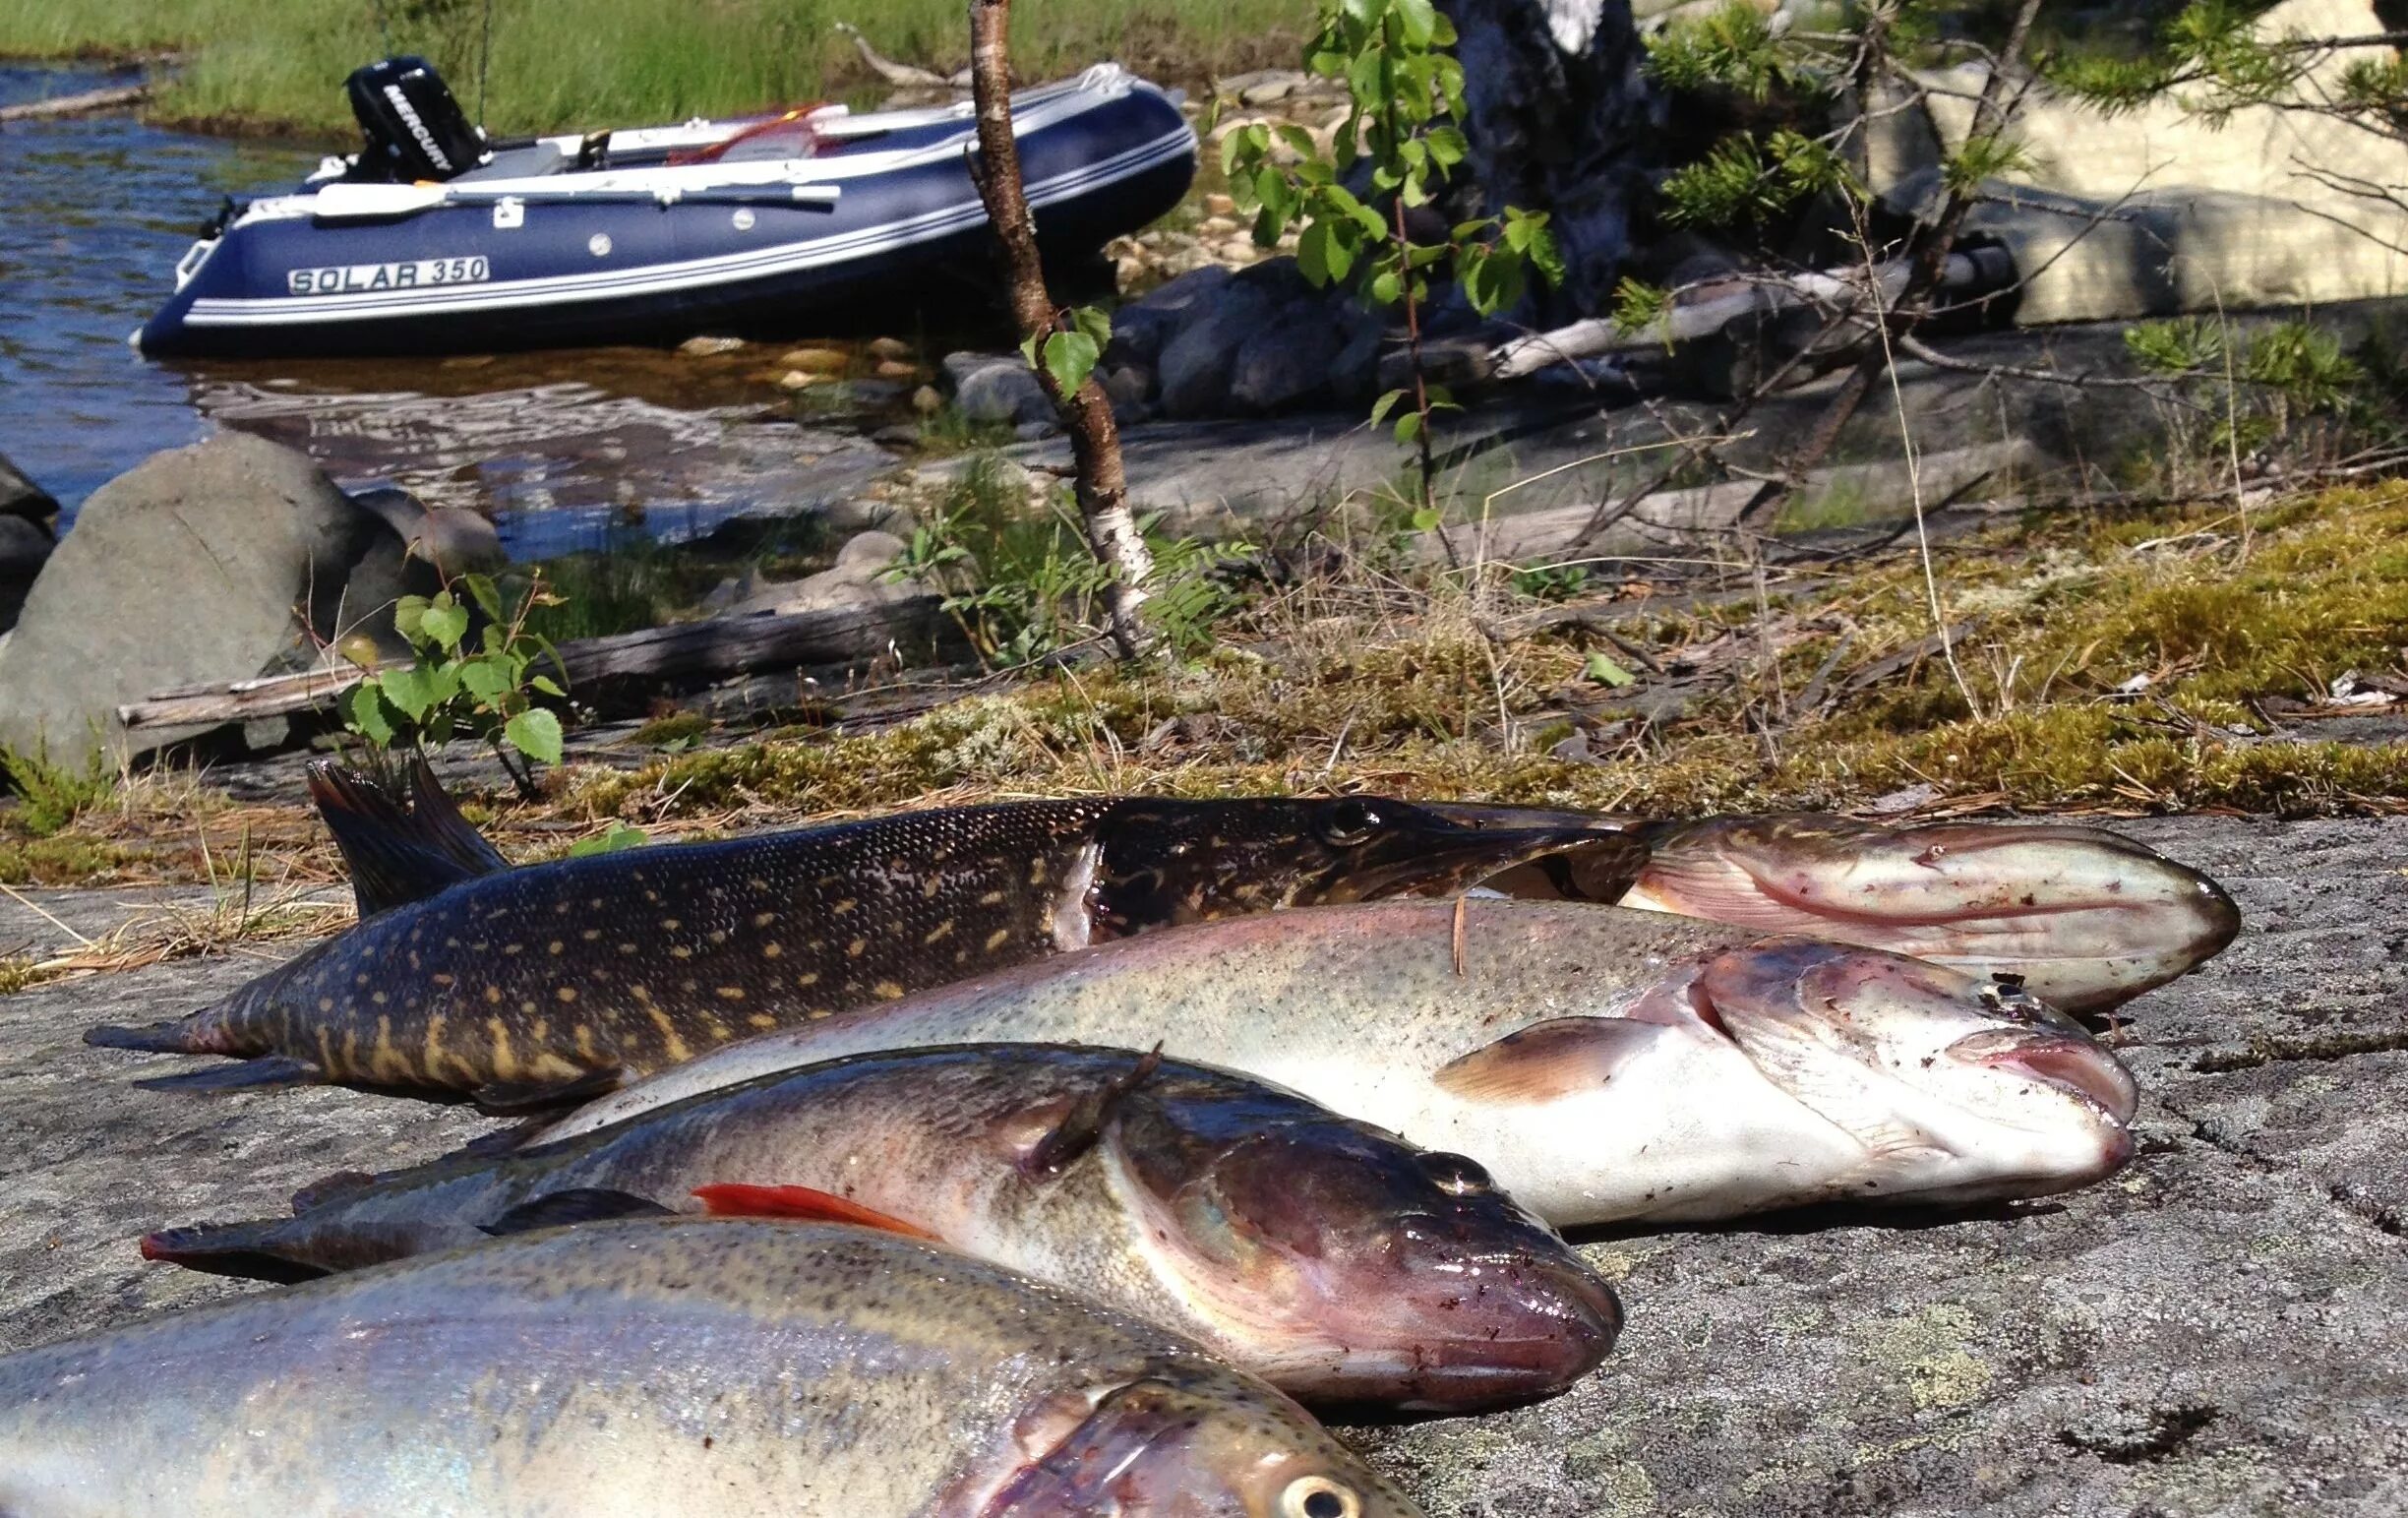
[1369, 268, 1402, 305]
[377, 666, 436, 723]
[528, 674, 567, 698]
[418, 596, 470, 654]
[1368, 387, 1408, 429]
[392, 594, 430, 644]
[346, 681, 395, 744]
[1071, 305, 1112, 347]
[1019, 331, 1043, 367]
[1395, 409, 1423, 445]
[1393, 0, 1436, 48]
[567, 820, 648, 858]
[458, 658, 512, 707]
[461, 574, 506, 624]
[1409, 507, 1443, 532]
[1585, 652, 1636, 688]
[1274, 122, 1317, 158]
[1039, 330, 1102, 396]
[1298, 218, 1335, 285]
[503, 706, 564, 767]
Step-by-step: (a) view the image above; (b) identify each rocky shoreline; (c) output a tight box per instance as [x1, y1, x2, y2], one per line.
[2, 811, 2401, 1514]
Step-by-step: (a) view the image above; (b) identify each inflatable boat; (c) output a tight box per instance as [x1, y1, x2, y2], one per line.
[137, 56, 1195, 358]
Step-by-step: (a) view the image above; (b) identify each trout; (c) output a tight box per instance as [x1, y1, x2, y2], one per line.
[0, 1218, 1420, 1517]
[535, 899, 2140, 1227]
[141, 1042, 1620, 1412]
[1432, 805, 2241, 1010]
[88, 760, 1629, 1109]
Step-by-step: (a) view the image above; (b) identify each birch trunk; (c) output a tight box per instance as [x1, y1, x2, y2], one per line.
[965, 0, 1155, 659]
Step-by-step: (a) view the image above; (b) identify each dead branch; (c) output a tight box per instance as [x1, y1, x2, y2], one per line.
[0, 84, 148, 122]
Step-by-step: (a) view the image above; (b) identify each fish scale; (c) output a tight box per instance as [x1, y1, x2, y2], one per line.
[88, 773, 1631, 1108]
[0, 1220, 1423, 1517]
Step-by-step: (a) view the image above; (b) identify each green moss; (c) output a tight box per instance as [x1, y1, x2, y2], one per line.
[0, 835, 131, 885]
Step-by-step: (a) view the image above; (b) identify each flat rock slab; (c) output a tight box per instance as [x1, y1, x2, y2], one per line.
[0, 815, 2402, 1515]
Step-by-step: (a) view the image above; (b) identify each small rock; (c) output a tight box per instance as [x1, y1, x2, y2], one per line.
[873, 359, 919, 381]
[1218, 239, 1259, 265]
[1239, 76, 1297, 105]
[945, 352, 1052, 427]
[776, 345, 851, 374]
[678, 335, 748, 357]
[1197, 215, 1238, 236]
[1203, 192, 1236, 216]
[777, 370, 826, 392]
[1114, 255, 1148, 290]
[1013, 419, 1059, 442]
[0, 454, 56, 523]
[871, 423, 921, 448]
[834, 529, 909, 575]
[912, 385, 944, 415]
[866, 336, 913, 360]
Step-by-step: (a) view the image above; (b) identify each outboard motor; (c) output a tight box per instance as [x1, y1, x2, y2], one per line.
[345, 56, 490, 183]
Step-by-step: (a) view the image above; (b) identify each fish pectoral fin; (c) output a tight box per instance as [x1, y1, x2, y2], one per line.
[140, 1223, 329, 1284]
[307, 758, 507, 919]
[1019, 1046, 1166, 1176]
[479, 1188, 676, 1237]
[131, 1056, 324, 1095]
[691, 1184, 939, 1240]
[1430, 1018, 1671, 1103]
[469, 1067, 626, 1116]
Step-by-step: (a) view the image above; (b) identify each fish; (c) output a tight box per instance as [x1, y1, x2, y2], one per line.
[0, 1217, 1422, 1517]
[1431, 805, 2242, 1010]
[138, 1042, 1620, 1412]
[532, 899, 2140, 1227]
[86, 759, 1628, 1109]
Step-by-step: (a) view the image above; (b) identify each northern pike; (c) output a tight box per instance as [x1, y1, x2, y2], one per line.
[1433, 805, 2241, 1011]
[140, 1042, 1619, 1411]
[87, 760, 1632, 1109]
[0, 1218, 1420, 1517]
[535, 900, 2140, 1226]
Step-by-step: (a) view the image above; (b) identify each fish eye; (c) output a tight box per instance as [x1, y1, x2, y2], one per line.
[1418, 1151, 1493, 1195]
[1315, 799, 1382, 847]
[1280, 1476, 1362, 1518]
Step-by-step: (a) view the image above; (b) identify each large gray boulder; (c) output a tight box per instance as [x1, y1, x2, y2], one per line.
[1157, 281, 1282, 418]
[0, 433, 380, 765]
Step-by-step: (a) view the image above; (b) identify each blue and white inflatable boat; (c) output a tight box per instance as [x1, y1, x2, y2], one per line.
[138, 56, 1195, 357]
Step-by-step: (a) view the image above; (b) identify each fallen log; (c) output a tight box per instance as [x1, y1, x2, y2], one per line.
[0, 84, 149, 123]
[119, 592, 951, 734]
[1481, 247, 2016, 382]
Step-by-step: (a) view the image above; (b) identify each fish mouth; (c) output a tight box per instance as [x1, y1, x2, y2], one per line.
[1947, 1028, 2140, 1125]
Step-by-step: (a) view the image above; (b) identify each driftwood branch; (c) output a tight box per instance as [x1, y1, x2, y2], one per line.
[1483, 249, 2012, 381]
[118, 593, 951, 733]
[832, 22, 969, 90]
[0, 84, 148, 122]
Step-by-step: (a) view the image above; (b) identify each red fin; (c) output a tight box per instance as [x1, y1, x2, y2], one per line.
[1430, 1017, 1670, 1103]
[691, 1184, 938, 1240]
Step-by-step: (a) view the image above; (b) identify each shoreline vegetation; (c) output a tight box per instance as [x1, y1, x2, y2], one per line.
[0, 0, 1309, 137]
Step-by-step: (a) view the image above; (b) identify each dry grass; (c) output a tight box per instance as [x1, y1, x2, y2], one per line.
[9, 482, 2408, 916]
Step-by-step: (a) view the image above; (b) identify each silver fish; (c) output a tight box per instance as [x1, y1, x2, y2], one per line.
[141, 1043, 1620, 1412]
[0, 1218, 1420, 1517]
[535, 900, 2139, 1226]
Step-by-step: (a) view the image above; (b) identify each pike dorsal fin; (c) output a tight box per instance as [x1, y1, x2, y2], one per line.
[306, 757, 508, 919]
[692, 1184, 938, 1240]
[1430, 1017, 1669, 1104]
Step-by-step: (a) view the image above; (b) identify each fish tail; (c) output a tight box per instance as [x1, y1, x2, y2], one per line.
[84, 980, 269, 1057]
[138, 1220, 330, 1284]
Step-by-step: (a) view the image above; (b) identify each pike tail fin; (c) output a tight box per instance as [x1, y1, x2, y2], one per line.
[307, 757, 508, 919]
[130, 1056, 324, 1094]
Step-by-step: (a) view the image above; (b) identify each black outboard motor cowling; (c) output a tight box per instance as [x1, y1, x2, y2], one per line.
[345, 56, 490, 183]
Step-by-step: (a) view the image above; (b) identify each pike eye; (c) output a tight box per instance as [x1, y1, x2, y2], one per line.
[1418, 1152, 1493, 1195]
[1315, 799, 1381, 847]
[1280, 1477, 1361, 1518]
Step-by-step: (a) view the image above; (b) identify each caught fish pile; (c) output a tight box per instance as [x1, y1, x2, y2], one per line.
[0, 758, 2239, 1514]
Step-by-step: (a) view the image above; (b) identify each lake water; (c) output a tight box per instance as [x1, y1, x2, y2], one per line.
[0, 65, 899, 560]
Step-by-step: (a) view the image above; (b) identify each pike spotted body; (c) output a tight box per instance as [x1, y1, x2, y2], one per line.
[88, 762, 1625, 1108]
